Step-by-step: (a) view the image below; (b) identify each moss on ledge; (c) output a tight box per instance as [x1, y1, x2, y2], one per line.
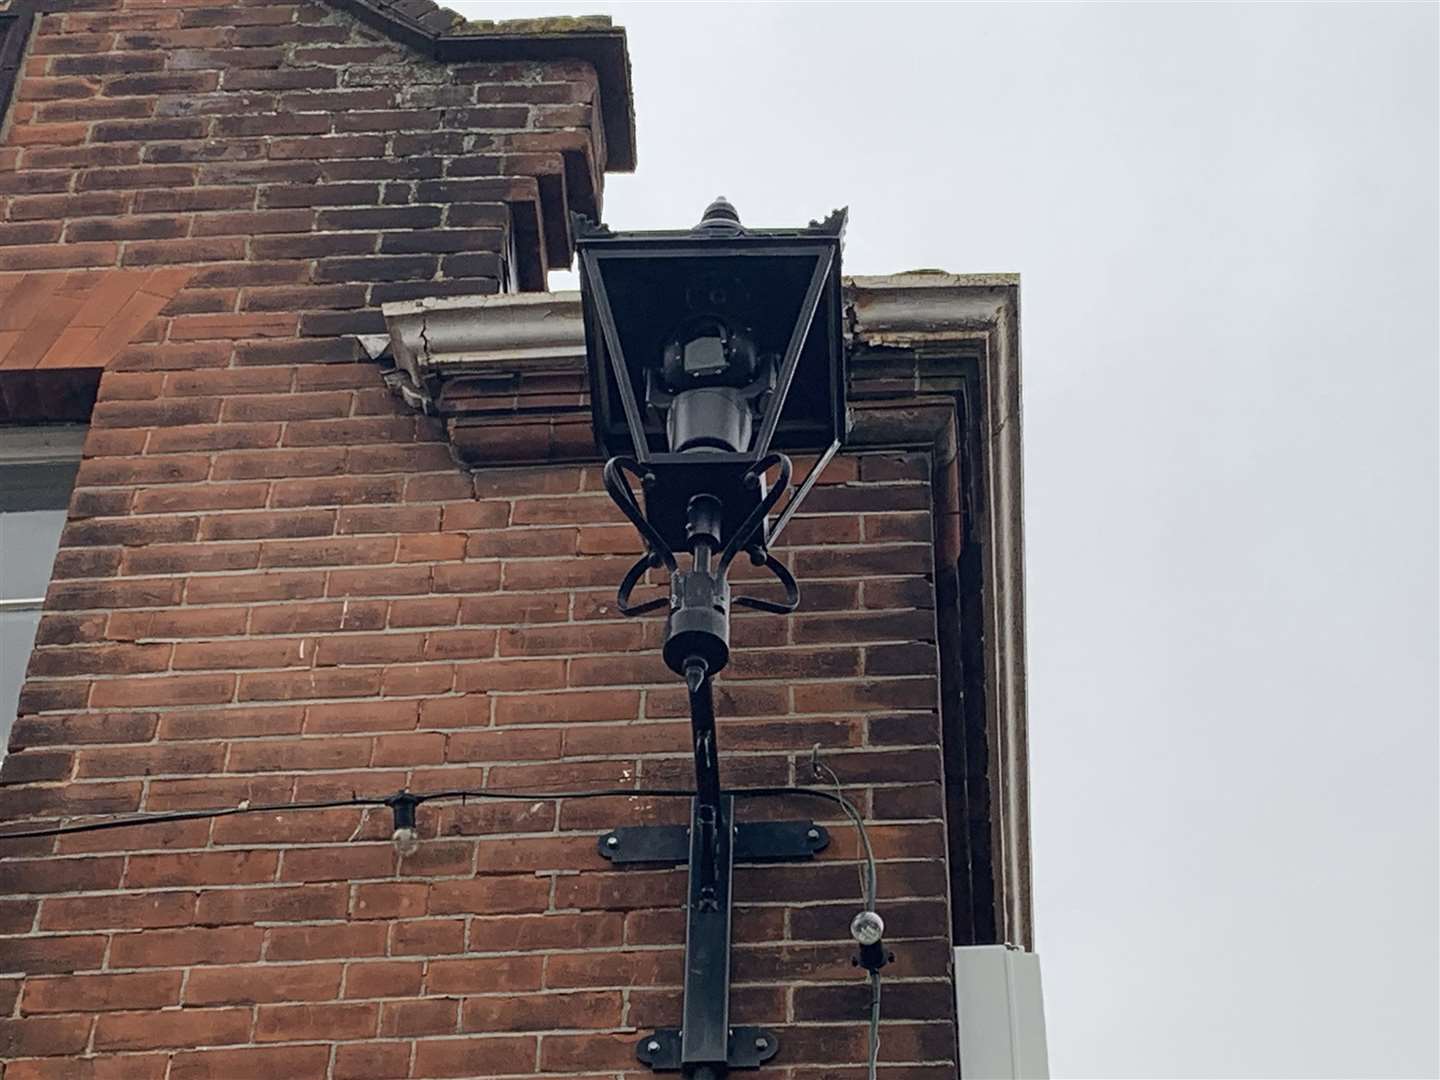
[457, 14, 613, 35]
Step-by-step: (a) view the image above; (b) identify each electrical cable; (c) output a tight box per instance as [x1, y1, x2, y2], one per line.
[0, 783, 878, 844]
[804, 745, 885, 1079]
[0, 795, 389, 840]
[868, 969, 883, 1079]
[815, 749, 877, 908]
[814, 757, 883, 1080]
[729, 783, 877, 909]
[0, 786, 697, 841]
[410, 786, 697, 805]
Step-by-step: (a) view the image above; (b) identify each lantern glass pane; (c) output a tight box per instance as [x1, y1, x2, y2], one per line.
[590, 249, 837, 458]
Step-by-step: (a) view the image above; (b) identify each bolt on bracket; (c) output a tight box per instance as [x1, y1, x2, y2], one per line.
[597, 820, 830, 865]
[636, 1026, 781, 1071]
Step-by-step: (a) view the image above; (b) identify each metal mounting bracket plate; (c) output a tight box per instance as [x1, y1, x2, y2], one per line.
[636, 1026, 780, 1071]
[598, 820, 828, 865]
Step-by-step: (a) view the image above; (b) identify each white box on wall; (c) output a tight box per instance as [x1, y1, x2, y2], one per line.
[954, 945, 1050, 1079]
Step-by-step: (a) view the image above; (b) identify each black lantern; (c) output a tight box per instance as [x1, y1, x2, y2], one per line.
[579, 200, 851, 1077]
[578, 197, 848, 679]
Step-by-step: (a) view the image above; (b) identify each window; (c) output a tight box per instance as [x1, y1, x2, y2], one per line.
[1, 425, 84, 753]
[1, 6, 35, 140]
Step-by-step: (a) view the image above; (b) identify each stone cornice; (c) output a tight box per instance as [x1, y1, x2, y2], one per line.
[380, 292, 586, 411]
[377, 274, 1019, 406]
[849, 272, 1020, 344]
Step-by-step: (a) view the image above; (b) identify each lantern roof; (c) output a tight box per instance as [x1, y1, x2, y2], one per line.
[574, 202, 850, 465]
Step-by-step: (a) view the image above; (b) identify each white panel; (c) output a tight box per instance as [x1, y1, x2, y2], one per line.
[954, 945, 1050, 1080]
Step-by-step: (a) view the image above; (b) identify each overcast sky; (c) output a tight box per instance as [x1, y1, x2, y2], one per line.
[463, 3, 1439, 1076]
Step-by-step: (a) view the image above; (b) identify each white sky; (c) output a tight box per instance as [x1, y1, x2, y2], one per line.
[463, 3, 1439, 1076]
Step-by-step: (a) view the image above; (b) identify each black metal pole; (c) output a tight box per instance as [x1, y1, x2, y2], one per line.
[681, 670, 732, 1078]
[679, 491, 726, 820]
[687, 663, 720, 810]
[672, 484, 732, 1076]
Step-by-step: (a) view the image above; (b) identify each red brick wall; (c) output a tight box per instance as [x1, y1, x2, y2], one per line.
[0, 0, 601, 301]
[0, 3, 961, 1077]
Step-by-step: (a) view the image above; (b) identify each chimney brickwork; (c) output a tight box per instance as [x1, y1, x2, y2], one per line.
[0, 3, 1008, 1077]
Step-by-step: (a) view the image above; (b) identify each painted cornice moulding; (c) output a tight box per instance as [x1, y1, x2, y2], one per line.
[374, 273, 1021, 406]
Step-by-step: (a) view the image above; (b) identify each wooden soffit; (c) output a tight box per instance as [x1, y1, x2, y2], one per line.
[0, 268, 192, 421]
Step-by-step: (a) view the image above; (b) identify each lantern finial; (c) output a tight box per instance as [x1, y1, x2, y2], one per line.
[696, 196, 741, 231]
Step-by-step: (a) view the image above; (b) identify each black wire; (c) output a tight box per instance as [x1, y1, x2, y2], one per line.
[413, 786, 696, 805]
[0, 787, 697, 841]
[0, 783, 874, 843]
[0, 795, 389, 840]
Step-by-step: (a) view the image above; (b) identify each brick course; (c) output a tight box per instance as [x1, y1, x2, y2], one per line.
[0, 2, 983, 1076]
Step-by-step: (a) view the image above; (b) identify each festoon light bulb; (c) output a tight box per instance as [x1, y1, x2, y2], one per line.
[388, 792, 421, 857]
[850, 910, 891, 973]
[850, 910, 885, 947]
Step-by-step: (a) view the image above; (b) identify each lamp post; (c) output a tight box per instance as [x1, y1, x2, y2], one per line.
[578, 199, 849, 1076]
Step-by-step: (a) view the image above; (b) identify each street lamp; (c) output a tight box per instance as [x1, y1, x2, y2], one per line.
[578, 199, 851, 1077]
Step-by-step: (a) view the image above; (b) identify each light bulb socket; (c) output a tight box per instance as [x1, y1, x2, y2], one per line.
[855, 941, 891, 973]
[387, 791, 419, 834]
[850, 911, 891, 973]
